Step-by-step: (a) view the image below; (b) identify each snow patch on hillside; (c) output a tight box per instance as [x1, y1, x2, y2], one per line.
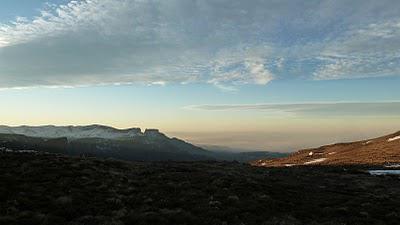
[0, 147, 37, 154]
[304, 158, 327, 165]
[285, 164, 296, 167]
[385, 164, 400, 168]
[388, 135, 400, 142]
[369, 170, 400, 176]
[363, 140, 373, 145]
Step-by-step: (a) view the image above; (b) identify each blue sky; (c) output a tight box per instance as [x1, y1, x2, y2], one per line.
[0, 0, 399, 151]
[0, 0, 67, 21]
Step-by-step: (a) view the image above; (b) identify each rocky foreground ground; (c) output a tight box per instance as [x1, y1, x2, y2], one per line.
[1, 152, 400, 225]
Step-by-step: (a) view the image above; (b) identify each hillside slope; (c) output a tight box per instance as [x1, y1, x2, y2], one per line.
[253, 131, 400, 167]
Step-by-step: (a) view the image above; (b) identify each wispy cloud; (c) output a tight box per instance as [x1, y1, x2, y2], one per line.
[185, 102, 400, 116]
[1, 0, 400, 89]
[314, 19, 400, 80]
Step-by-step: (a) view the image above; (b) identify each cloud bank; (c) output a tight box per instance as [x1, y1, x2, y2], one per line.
[1, 0, 400, 88]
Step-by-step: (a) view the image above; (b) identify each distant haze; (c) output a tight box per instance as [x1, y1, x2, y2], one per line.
[168, 123, 400, 152]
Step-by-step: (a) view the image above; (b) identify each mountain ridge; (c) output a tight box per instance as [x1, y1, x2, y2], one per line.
[0, 125, 147, 140]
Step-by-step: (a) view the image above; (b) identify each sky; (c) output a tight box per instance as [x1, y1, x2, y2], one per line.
[0, 0, 399, 152]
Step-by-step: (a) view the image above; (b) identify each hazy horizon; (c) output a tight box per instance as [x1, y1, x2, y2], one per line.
[1, 0, 399, 152]
[1, 121, 399, 153]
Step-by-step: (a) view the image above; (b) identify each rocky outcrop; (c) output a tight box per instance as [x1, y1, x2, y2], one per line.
[143, 129, 165, 138]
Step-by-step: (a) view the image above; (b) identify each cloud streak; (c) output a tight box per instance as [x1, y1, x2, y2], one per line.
[185, 102, 400, 116]
[1, 0, 400, 88]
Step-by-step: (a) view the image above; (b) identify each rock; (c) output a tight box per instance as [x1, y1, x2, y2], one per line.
[385, 211, 399, 219]
[209, 200, 222, 207]
[228, 195, 240, 201]
[264, 216, 301, 225]
[160, 208, 183, 215]
[42, 215, 66, 225]
[76, 215, 95, 223]
[18, 210, 34, 218]
[55, 196, 72, 205]
[144, 197, 153, 204]
[0, 216, 16, 224]
[259, 194, 271, 200]
[6, 206, 18, 215]
[113, 208, 128, 219]
[106, 197, 123, 208]
[336, 207, 349, 215]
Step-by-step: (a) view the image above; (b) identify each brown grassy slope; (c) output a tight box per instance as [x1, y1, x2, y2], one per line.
[253, 131, 400, 167]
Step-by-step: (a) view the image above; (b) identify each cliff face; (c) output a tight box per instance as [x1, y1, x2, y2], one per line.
[253, 131, 400, 167]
